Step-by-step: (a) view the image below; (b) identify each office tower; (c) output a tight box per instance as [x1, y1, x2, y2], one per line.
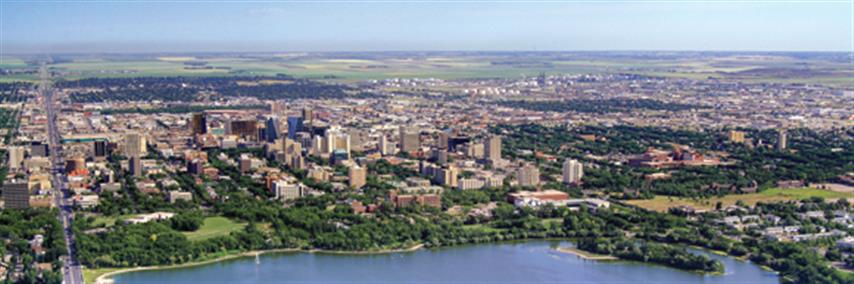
[562, 159, 584, 184]
[129, 155, 142, 177]
[287, 116, 304, 139]
[302, 108, 314, 124]
[124, 132, 146, 157]
[265, 116, 280, 142]
[399, 126, 420, 153]
[438, 131, 449, 150]
[349, 165, 367, 189]
[228, 120, 258, 139]
[437, 165, 458, 187]
[93, 140, 107, 158]
[323, 132, 336, 154]
[728, 130, 745, 144]
[777, 129, 787, 150]
[436, 149, 448, 165]
[467, 143, 484, 159]
[2, 181, 29, 209]
[348, 129, 367, 152]
[290, 154, 306, 170]
[516, 164, 540, 187]
[312, 136, 324, 156]
[335, 133, 351, 155]
[191, 112, 207, 135]
[282, 138, 302, 161]
[378, 134, 392, 156]
[485, 135, 501, 162]
[7, 146, 24, 170]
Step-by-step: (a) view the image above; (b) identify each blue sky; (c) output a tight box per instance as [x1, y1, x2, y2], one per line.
[1, 1, 852, 53]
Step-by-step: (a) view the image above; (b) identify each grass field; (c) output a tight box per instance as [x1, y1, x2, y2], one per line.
[83, 268, 123, 284]
[183, 217, 246, 241]
[628, 188, 854, 212]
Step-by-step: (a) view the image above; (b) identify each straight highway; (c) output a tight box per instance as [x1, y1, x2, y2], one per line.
[40, 63, 84, 284]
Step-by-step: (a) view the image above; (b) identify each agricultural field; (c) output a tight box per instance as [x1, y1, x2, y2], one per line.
[627, 187, 854, 212]
[183, 216, 246, 241]
[0, 52, 848, 87]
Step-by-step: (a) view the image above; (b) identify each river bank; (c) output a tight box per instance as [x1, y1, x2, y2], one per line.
[92, 244, 425, 284]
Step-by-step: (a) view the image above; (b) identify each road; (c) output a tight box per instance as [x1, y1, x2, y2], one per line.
[40, 64, 85, 284]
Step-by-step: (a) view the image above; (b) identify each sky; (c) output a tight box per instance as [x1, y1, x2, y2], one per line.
[1, 1, 852, 53]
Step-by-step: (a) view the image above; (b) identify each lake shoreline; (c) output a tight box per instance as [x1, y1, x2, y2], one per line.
[94, 243, 425, 284]
[554, 246, 618, 260]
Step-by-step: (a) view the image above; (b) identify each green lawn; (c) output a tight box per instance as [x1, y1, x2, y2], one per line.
[183, 217, 246, 241]
[83, 267, 123, 284]
[628, 187, 854, 212]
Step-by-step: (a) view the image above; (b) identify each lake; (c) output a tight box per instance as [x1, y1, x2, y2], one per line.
[113, 241, 779, 283]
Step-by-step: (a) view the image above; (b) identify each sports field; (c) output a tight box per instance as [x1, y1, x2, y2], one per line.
[627, 187, 854, 212]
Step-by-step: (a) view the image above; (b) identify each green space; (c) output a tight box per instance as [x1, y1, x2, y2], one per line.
[182, 217, 246, 241]
[83, 267, 123, 284]
[628, 187, 854, 212]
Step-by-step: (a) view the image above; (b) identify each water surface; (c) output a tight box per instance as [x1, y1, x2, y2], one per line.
[114, 241, 779, 283]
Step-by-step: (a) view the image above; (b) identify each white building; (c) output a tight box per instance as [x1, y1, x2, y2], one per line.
[562, 159, 583, 184]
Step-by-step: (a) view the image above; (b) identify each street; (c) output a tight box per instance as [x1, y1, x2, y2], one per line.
[40, 64, 84, 284]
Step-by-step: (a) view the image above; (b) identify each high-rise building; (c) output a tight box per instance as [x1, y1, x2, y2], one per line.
[437, 165, 458, 187]
[435, 149, 448, 165]
[378, 134, 392, 156]
[287, 116, 304, 139]
[485, 135, 502, 162]
[438, 131, 449, 150]
[777, 129, 787, 150]
[7, 146, 24, 170]
[129, 156, 143, 177]
[302, 108, 314, 124]
[728, 130, 746, 144]
[322, 131, 336, 154]
[124, 132, 146, 157]
[93, 140, 108, 158]
[349, 165, 367, 189]
[516, 164, 540, 187]
[335, 133, 351, 155]
[562, 159, 584, 184]
[191, 112, 207, 135]
[2, 181, 29, 209]
[228, 120, 258, 139]
[348, 129, 367, 152]
[399, 126, 420, 153]
[265, 116, 280, 142]
[466, 143, 484, 159]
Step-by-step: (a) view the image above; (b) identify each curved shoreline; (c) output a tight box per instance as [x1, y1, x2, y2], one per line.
[554, 247, 618, 260]
[94, 244, 425, 284]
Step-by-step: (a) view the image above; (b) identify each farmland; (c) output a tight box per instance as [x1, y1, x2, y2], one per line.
[0, 52, 849, 87]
